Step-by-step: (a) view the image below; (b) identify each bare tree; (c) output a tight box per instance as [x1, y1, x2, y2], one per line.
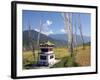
[37, 20, 42, 63]
[74, 16, 77, 52]
[62, 13, 73, 57]
[78, 14, 85, 49]
[28, 23, 35, 60]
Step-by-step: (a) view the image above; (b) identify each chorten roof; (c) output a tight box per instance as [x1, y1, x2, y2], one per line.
[40, 41, 54, 47]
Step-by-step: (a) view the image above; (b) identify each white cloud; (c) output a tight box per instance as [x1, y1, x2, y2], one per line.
[61, 29, 66, 33]
[34, 28, 39, 32]
[43, 20, 52, 27]
[43, 30, 53, 36]
[46, 20, 52, 26]
[34, 28, 53, 36]
[48, 30, 53, 35]
[34, 20, 53, 36]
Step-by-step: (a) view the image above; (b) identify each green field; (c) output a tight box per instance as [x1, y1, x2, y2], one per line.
[23, 45, 91, 69]
[23, 47, 69, 69]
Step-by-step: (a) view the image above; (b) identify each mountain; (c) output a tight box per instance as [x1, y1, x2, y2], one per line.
[49, 34, 67, 41]
[23, 30, 67, 50]
[49, 34, 90, 45]
[23, 30, 90, 51]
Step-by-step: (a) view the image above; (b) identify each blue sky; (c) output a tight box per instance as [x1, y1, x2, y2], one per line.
[22, 10, 91, 37]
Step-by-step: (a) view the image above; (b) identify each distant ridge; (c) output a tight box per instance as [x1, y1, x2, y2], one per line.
[23, 30, 67, 50]
[23, 30, 90, 50]
[49, 34, 90, 45]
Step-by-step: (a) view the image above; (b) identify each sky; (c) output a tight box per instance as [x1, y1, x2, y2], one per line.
[22, 10, 91, 37]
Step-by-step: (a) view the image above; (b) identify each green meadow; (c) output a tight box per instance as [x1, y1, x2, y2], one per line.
[23, 45, 91, 69]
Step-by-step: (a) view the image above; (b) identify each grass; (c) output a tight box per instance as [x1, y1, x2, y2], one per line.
[75, 46, 91, 66]
[23, 45, 91, 69]
[52, 56, 79, 68]
[54, 48, 69, 59]
[22, 51, 38, 69]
